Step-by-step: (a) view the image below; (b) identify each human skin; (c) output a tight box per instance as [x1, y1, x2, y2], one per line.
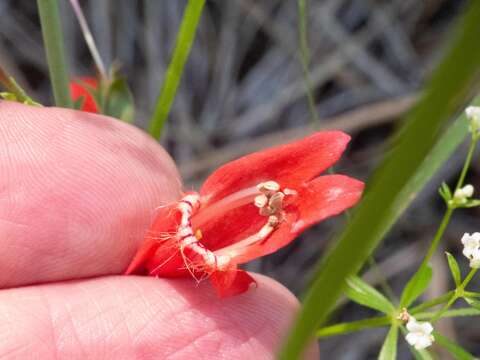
[0, 101, 318, 359]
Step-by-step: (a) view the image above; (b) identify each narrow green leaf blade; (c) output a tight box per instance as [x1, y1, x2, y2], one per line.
[400, 265, 433, 308]
[345, 276, 395, 314]
[148, 0, 206, 139]
[279, 3, 480, 358]
[317, 316, 390, 338]
[378, 326, 398, 360]
[446, 252, 462, 286]
[37, 0, 72, 107]
[435, 332, 477, 360]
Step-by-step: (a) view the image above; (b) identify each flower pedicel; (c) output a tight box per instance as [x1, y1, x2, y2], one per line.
[126, 131, 364, 297]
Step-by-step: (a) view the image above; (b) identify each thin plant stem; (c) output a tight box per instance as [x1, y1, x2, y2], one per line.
[430, 268, 478, 322]
[37, 0, 72, 108]
[148, 0, 206, 140]
[421, 208, 454, 268]
[297, 0, 319, 123]
[420, 135, 477, 269]
[0, 66, 40, 105]
[410, 291, 454, 314]
[455, 135, 478, 189]
[69, 0, 108, 80]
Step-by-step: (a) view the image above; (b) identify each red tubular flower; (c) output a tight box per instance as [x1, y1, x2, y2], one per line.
[70, 77, 99, 113]
[126, 131, 364, 297]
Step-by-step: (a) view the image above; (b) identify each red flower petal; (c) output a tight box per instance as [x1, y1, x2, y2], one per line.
[125, 203, 181, 275]
[70, 77, 99, 113]
[209, 269, 256, 298]
[198, 203, 266, 252]
[233, 174, 364, 264]
[200, 131, 351, 204]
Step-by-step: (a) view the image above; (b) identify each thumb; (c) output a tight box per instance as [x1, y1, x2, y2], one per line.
[0, 101, 181, 288]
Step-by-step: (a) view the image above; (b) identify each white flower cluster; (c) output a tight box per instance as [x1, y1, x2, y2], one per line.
[453, 184, 474, 205]
[461, 232, 480, 268]
[466, 106, 480, 134]
[405, 317, 434, 350]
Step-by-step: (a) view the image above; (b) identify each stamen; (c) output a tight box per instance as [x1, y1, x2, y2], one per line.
[191, 186, 260, 229]
[254, 194, 268, 208]
[257, 181, 280, 194]
[214, 215, 280, 257]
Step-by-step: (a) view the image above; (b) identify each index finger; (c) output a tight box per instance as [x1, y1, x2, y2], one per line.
[0, 101, 181, 288]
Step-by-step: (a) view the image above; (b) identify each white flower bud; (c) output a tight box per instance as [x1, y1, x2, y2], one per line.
[466, 106, 480, 133]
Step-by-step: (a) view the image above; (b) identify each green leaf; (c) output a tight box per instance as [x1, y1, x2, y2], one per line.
[105, 78, 135, 123]
[400, 265, 433, 308]
[37, 0, 72, 108]
[439, 182, 453, 202]
[446, 252, 462, 286]
[279, 2, 480, 357]
[464, 199, 480, 208]
[378, 326, 398, 360]
[148, 0, 206, 139]
[435, 332, 477, 360]
[345, 276, 395, 314]
[464, 297, 480, 311]
[317, 316, 390, 338]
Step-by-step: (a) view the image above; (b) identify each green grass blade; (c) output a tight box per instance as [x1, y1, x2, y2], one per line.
[37, 0, 72, 108]
[148, 0, 206, 139]
[279, 3, 480, 358]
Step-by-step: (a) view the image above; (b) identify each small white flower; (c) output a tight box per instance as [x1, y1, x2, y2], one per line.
[453, 184, 474, 204]
[405, 317, 434, 350]
[466, 106, 480, 132]
[461, 232, 480, 258]
[461, 232, 480, 268]
[468, 248, 480, 269]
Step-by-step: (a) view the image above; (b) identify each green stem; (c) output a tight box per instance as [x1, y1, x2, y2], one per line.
[37, 0, 72, 108]
[454, 135, 477, 189]
[431, 268, 478, 322]
[418, 133, 477, 270]
[410, 291, 454, 314]
[316, 305, 479, 338]
[148, 0, 206, 140]
[297, 0, 319, 123]
[421, 208, 454, 268]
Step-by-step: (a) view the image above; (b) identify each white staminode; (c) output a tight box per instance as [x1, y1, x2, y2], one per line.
[453, 184, 474, 204]
[405, 317, 434, 350]
[461, 232, 480, 268]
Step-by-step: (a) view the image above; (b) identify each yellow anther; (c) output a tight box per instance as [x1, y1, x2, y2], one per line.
[195, 229, 203, 240]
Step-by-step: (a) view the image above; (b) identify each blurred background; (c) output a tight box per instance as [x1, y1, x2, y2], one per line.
[1, 0, 478, 358]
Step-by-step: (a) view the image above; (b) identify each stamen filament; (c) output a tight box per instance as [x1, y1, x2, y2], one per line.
[192, 186, 260, 229]
[214, 216, 278, 257]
